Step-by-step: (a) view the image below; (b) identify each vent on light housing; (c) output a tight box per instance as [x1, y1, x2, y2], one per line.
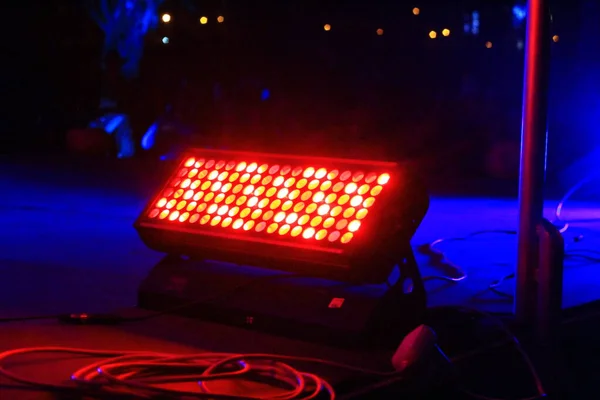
[135, 149, 429, 283]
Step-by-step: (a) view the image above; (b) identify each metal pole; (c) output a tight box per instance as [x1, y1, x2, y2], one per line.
[515, 0, 552, 323]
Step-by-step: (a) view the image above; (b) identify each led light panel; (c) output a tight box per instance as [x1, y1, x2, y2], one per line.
[135, 149, 428, 282]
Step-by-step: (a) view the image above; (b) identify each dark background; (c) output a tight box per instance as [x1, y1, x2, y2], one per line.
[1, 0, 597, 188]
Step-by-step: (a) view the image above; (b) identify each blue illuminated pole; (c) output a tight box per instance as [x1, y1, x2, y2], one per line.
[515, 0, 552, 323]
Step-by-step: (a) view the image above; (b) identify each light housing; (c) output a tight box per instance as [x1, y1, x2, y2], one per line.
[135, 149, 429, 283]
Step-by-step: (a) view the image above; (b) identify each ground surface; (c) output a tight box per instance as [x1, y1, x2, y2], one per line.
[1, 155, 599, 399]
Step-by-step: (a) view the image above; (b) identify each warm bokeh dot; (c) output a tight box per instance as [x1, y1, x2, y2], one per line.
[298, 215, 310, 225]
[315, 168, 327, 179]
[348, 220, 361, 232]
[341, 232, 353, 243]
[270, 199, 282, 209]
[303, 227, 315, 239]
[356, 209, 368, 219]
[247, 162, 258, 173]
[327, 170, 339, 179]
[279, 224, 290, 235]
[316, 229, 328, 240]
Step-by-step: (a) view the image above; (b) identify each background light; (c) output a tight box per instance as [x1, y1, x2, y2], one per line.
[217, 16, 224, 23]
[442, 28, 450, 37]
[471, 11, 480, 35]
[161, 13, 171, 23]
[485, 41, 493, 48]
[200, 16, 208, 24]
[376, 28, 384, 36]
[324, 24, 331, 31]
[553, 35, 559, 42]
[429, 31, 437, 39]
[162, 37, 169, 44]
[412, 7, 420, 16]
[512, 5, 527, 21]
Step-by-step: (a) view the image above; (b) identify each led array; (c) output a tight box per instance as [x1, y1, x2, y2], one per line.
[147, 157, 391, 245]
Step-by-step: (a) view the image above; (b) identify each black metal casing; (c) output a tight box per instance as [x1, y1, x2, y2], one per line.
[137, 249, 426, 349]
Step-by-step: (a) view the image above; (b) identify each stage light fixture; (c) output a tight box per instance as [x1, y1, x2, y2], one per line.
[135, 148, 429, 346]
[135, 149, 429, 283]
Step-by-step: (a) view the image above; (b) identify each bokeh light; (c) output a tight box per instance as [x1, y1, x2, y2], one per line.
[413, 7, 420, 16]
[200, 16, 208, 24]
[161, 13, 171, 23]
[324, 24, 331, 31]
[429, 31, 437, 39]
[517, 40, 524, 50]
[442, 28, 450, 37]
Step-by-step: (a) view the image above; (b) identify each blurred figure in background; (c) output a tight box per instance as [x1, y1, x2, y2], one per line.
[89, 51, 135, 158]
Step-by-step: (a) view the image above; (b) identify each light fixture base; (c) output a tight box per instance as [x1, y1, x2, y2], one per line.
[137, 250, 426, 348]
